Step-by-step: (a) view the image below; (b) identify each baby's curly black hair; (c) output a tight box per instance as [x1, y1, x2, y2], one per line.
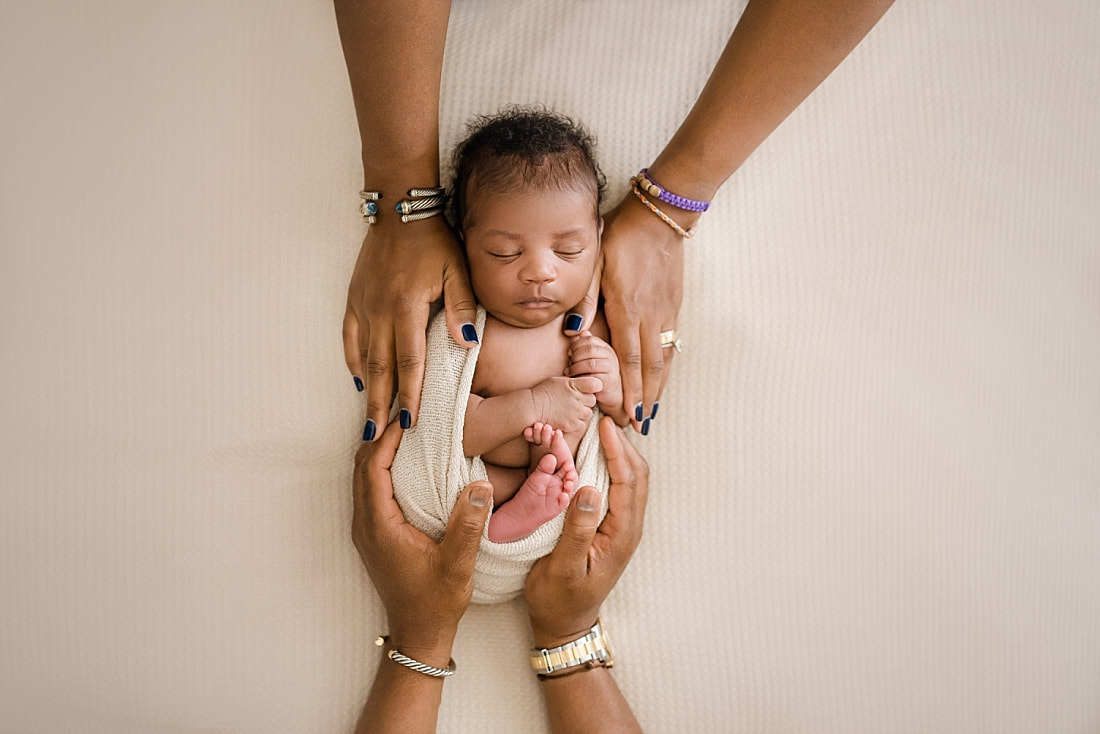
[449, 106, 607, 233]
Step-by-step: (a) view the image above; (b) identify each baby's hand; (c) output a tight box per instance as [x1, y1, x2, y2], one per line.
[566, 331, 624, 420]
[529, 376, 601, 434]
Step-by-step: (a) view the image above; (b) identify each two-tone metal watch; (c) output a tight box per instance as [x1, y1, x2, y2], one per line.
[530, 618, 614, 678]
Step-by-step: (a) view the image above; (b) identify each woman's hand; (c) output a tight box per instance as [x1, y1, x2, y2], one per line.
[344, 217, 478, 440]
[588, 194, 685, 432]
[566, 330, 628, 426]
[524, 416, 650, 649]
[351, 419, 493, 665]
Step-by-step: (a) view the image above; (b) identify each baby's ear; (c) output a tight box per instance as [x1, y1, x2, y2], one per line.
[596, 215, 605, 239]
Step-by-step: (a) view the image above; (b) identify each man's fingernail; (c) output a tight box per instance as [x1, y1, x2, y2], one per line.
[634, 403, 644, 422]
[461, 323, 479, 344]
[564, 314, 583, 332]
[353, 376, 364, 392]
[399, 409, 411, 430]
[362, 419, 377, 442]
[641, 417, 651, 436]
[469, 484, 492, 507]
[577, 488, 599, 512]
[650, 401, 660, 420]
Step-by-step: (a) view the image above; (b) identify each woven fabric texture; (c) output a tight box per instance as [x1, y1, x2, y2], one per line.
[391, 307, 608, 604]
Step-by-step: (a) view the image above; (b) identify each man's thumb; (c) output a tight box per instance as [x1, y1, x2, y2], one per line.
[552, 487, 601, 571]
[441, 481, 493, 568]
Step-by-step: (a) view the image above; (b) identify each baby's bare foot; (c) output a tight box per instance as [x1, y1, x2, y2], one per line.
[488, 428, 577, 543]
[523, 421, 556, 468]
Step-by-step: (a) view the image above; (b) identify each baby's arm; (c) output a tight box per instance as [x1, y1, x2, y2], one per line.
[463, 376, 603, 458]
[464, 391, 538, 458]
[567, 331, 629, 426]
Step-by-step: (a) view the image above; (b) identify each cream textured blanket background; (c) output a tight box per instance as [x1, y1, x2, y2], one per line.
[2, 1, 1099, 732]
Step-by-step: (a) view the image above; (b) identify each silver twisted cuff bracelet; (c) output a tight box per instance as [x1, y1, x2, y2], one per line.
[359, 187, 447, 224]
[396, 187, 447, 223]
[396, 195, 446, 215]
[400, 207, 445, 224]
[375, 636, 456, 678]
[359, 190, 382, 224]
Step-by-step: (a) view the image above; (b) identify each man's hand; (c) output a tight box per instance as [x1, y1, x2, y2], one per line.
[351, 420, 493, 665]
[524, 417, 649, 649]
[344, 217, 478, 440]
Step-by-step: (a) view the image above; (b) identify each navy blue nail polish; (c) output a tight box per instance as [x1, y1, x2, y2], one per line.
[564, 314, 583, 332]
[353, 376, 364, 392]
[650, 401, 660, 420]
[399, 409, 411, 430]
[635, 403, 644, 422]
[461, 323, 479, 344]
[362, 419, 377, 442]
[641, 418, 651, 436]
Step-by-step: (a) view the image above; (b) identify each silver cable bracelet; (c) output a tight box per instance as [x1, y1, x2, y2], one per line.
[396, 186, 447, 223]
[400, 207, 445, 223]
[359, 187, 447, 224]
[375, 636, 456, 678]
[359, 190, 382, 224]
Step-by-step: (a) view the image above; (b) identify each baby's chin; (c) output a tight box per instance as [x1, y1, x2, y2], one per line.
[492, 304, 571, 330]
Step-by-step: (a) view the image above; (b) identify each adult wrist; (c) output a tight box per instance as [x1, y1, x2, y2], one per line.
[623, 189, 702, 234]
[385, 622, 458, 669]
[529, 616, 599, 651]
[643, 155, 721, 209]
[361, 145, 440, 186]
[530, 617, 614, 679]
[357, 186, 447, 226]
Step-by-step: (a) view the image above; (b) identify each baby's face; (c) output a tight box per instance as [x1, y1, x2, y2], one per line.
[463, 185, 600, 329]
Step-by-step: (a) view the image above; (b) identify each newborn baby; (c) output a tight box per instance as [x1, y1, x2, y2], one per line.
[452, 108, 626, 542]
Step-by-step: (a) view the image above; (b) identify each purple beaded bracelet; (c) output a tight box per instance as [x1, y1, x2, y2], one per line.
[636, 169, 710, 213]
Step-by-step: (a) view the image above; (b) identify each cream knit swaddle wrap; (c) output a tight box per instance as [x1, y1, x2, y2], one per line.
[390, 307, 609, 604]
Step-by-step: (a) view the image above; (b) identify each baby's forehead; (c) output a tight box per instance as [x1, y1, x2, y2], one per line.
[466, 175, 599, 206]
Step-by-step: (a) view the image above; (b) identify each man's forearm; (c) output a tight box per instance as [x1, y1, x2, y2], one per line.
[355, 656, 447, 734]
[650, 0, 894, 201]
[541, 667, 643, 734]
[334, 0, 453, 188]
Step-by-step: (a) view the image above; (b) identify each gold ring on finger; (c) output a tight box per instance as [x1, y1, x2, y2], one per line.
[659, 329, 682, 353]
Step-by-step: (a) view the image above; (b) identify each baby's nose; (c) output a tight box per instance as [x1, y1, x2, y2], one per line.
[520, 255, 556, 283]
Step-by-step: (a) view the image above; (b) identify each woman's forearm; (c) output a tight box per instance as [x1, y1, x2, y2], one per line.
[334, 0, 452, 189]
[649, 0, 894, 201]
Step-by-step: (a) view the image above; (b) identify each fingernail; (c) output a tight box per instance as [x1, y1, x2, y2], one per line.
[469, 484, 492, 507]
[577, 488, 599, 512]
[634, 403, 644, 422]
[399, 409, 411, 430]
[461, 323, 479, 344]
[362, 419, 376, 442]
[641, 418, 651, 436]
[353, 376, 364, 392]
[564, 313, 583, 332]
[650, 401, 660, 420]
